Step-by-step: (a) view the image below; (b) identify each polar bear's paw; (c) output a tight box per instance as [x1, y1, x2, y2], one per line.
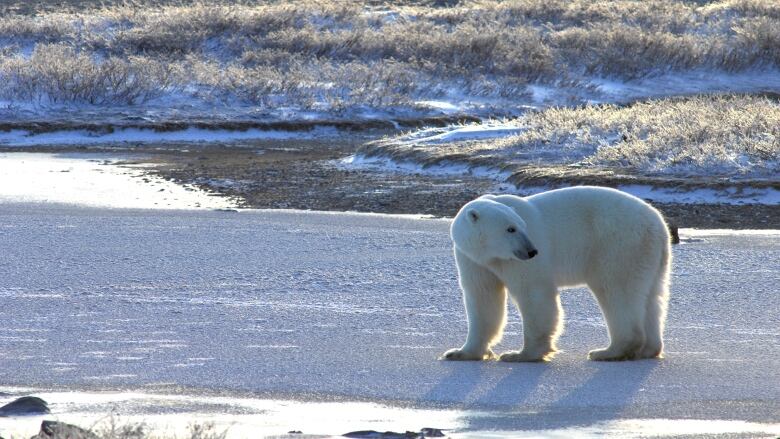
[498, 350, 552, 362]
[588, 346, 641, 361]
[440, 348, 496, 361]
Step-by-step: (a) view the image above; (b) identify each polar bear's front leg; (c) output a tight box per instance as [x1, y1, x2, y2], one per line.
[500, 286, 562, 362]
[442, 251, 507, 361]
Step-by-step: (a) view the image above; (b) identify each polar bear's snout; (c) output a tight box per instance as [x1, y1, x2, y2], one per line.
[513, 235, 538, 260]
[513, 247, 538, 260]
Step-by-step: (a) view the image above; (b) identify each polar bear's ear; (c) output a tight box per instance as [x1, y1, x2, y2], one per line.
[468, 209, 479, 223]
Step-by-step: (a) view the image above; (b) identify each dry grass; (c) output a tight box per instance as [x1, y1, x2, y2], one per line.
[0, 1, 778, 109]
[0, 44, 179, 105]
[362, 95, 780, 181]
[26, 417, 228, 439]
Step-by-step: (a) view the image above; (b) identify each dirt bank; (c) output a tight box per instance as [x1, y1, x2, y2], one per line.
[125, 140, 779, 230]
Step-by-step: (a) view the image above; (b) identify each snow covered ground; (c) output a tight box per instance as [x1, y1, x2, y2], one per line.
[0, 200, 778, 437]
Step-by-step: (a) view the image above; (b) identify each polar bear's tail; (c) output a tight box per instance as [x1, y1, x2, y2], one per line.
[642, 239, 671, 358]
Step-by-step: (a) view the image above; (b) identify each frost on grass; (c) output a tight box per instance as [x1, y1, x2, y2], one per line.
[0, 1, 779, 120]
[360, 95, 780, 182]
[31, 417, 228, 439]
[0, 44, 179, 106]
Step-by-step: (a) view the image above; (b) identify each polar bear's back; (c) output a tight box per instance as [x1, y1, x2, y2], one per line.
[484, 185, 669, 260]
[520, 186, 669, 286]
[527, 186, 667, 234]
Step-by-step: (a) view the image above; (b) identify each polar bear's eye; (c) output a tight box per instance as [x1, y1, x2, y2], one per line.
[507, 227, 516, 233]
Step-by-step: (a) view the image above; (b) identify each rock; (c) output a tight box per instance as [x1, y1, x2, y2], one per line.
[33, 420, 99, 439]
[343, 432, 414, 438]
[0, 396, 50, 416]
[343, 428, 446, 438]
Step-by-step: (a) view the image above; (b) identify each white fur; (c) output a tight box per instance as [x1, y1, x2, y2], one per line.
[443, 186, 671, 362]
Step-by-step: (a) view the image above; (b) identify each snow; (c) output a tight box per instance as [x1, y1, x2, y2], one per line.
[341, 154, 515, 182]
[0, 391, 468, 439]
[344, 154, 780, 205]
[617, 184, 780, 205]
[527, 84, 556, 104]
[383, 122, 523, 145]
[0, 204, 778, 437]
[0, 126, 341, 147]
[414, 100, 461, 112]
[485, 420, 780, 439]
[2, 390, 779, 438]
[590, 69, 780, 103]
[0, 152, 237, 209]
[682, 228, 780, 237]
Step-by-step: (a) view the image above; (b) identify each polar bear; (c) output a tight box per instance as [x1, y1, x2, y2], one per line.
[443, 186, 671, 362]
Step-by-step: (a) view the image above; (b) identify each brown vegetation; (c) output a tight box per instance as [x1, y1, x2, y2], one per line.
[362, 95, 780, 181]
[0, 1, 778, 108]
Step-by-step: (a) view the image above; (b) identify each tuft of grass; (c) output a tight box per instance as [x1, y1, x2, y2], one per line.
[29, 417, 229, 439]
[362, 95, 780, 181]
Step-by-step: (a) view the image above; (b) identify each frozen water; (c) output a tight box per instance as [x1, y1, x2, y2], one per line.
[0, 152, 237, 209]
[0, 127, 340, 147]
[0, 204, 778, 437]
[1, 390, 778, 438]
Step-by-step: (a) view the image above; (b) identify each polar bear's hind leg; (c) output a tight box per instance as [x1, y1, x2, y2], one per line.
[639, 293, 665, 359]
[639, 248, 671, 359]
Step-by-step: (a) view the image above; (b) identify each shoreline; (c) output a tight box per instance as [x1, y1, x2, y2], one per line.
[2, 387, 779, 439]
[0, 143, 777, 229]
[127, 142, 780, 230]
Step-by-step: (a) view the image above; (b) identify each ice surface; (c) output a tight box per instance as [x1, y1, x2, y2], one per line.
[0, 204, 778, 437]
[0, 391, 468, 438]
[0, 152, 237, 209]
[0, 127, 340, 147]
[1, 390, 778, 438]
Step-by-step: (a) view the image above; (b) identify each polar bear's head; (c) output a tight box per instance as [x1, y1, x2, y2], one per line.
[451, 198, 538, 265]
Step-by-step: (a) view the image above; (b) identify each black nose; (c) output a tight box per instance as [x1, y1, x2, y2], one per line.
[527, 249, 538, 259]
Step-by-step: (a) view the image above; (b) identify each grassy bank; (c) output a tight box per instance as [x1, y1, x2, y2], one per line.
[0, 0, 778, 115]
[361, 94, 780, 183]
